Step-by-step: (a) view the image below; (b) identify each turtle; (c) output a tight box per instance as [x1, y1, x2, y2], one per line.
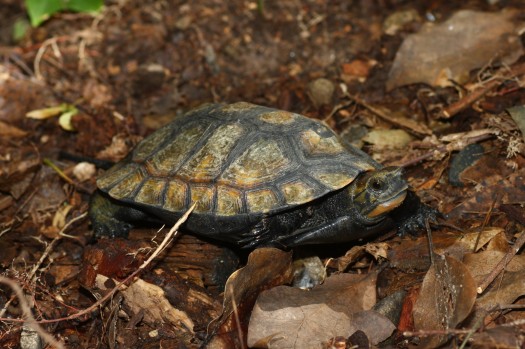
[89, 102, 434, 248]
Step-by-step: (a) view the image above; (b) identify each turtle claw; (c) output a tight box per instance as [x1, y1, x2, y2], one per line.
[397, 202, 441, 237]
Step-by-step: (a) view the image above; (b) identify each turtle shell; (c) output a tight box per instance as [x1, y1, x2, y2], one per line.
[97, 102, 379, 217]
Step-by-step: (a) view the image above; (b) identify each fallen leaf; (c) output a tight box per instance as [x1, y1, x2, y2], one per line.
[363, 129, 413, 150]
[387, 10, 524, 90]
[0, 121, 27, 138]
[247, 273, 394, 348]
[207, 248, 292, 348]
[413, 255, 477, 348]
[119, 277, 194, 332]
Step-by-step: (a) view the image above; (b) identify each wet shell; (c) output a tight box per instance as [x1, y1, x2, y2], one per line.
[97, 102, 378, 216]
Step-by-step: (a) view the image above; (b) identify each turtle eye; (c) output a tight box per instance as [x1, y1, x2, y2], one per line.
[369, 178, 385, 191]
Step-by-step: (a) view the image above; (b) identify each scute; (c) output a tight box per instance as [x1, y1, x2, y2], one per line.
[178, 123, 244, 181]
[190, 185, 215, 213]
[311, 172, 356, 190]
[281, 180, 316, 205]
[145, 123, 207, 176]
[163, 178, 188, 212]
[259, 110, 296, 125]
[135, 178, 167, 206]
[108, 169, 145, 199]
[216, 186, 244, 216]
[220, 138, 291, 188]
[246, 189, 279, 213]
[97, 163, 137, 191]
[133, 125, 174, 161]
[300, 129, 345, 156]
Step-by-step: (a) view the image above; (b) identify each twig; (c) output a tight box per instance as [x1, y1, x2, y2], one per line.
[440, 62, 525, 118]
[0, 204, 195, 325]
[477, 229, 525, 294]
[228, 284, 245, 349]
[473, 194, 499, 252]
[28, 212, 88, 282]
[0, 277, 65, 349]
[400, 133, 493, 168]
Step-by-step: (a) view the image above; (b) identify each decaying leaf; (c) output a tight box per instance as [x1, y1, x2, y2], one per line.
[207, 248, 292, 347]
[363, 129, 413, 150]
[119, 277, 195, 332]
[470, 326, 522, 348]
[247, 272, 395, 348]
[292, 256, 326, 289]
[387, 10, 524, 90]
[388, 229, 504, 272]
[413, 255, 477, 348]
[464, 250, 525, 285]
[0, 121, 27, 138]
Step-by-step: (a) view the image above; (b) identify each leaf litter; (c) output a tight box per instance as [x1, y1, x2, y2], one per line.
[1, 1, 525, 348]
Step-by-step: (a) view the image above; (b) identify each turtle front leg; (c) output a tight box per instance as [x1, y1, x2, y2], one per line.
[89, 190, 147, 238]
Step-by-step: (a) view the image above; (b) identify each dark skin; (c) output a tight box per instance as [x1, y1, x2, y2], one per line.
[90, 167, 437, 248]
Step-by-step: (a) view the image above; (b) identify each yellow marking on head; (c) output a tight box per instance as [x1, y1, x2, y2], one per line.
[366, 191, 407, 218]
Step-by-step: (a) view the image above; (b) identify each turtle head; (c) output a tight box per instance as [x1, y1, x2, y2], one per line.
[350, 167, 408, 221]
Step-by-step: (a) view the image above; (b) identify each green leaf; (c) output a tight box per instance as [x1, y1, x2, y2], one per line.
[68, 0, 104, 13]
[24, 0, 103, 27]
[12, 18, 30, 42]
[25, 0, 62, 27]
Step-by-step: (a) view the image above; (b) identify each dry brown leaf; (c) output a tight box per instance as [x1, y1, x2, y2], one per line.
[387, 10, 524, 90]
[470, 326, 522, 348]
[448, 169, 525, 219]
[0, 121, 27, 138]
[464, 250, 525, 285]
[475, 269, 525, 318]
[413, 255, 477, 348]
[207, 248, 292, 347]
[93, 275, 195, 332]
[388, 230, 503, 272]
[247, 273, 394, 348]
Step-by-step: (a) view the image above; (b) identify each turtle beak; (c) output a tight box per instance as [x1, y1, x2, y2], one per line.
[366, 189, 407, 218]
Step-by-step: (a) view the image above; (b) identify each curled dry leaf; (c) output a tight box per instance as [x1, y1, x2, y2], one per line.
[247, 272, 395, 348]
[117, 276, 195, 332]
[413, 255, 477, 348]
[207, 248, 292, 347]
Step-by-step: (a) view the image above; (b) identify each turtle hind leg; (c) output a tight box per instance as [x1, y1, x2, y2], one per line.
[89, 190, 147, 238]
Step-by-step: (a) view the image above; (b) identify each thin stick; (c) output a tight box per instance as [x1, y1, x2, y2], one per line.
[1, 204, 195, 324]
[478, 229, 525, 294]
[29, 212, 87, 282]
[0, 277, 65, 349]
